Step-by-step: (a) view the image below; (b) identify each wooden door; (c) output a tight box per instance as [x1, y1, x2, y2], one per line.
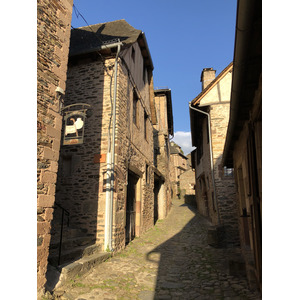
[126, 171, 138, 245]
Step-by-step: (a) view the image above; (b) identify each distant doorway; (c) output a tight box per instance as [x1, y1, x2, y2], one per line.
[125, 171, 139, 245]
[154, 175, 161, 225]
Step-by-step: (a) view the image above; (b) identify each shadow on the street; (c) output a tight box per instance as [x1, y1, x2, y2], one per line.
[146, 201, 209, 298]
[146, 201, 246, 299]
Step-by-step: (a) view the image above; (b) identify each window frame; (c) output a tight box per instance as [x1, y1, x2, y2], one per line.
[133, 89, 139, 127]
[144, 111, 148, 141]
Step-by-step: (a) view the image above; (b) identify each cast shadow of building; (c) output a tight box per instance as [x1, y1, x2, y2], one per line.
[46, 54, 108, 290]
[146, 202, 246, 299]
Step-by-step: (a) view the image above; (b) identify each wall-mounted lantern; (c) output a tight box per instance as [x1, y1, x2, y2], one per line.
[61, 103, 91, 146]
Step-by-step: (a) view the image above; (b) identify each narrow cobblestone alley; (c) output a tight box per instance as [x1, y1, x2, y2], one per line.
[50, 199, 261, 300]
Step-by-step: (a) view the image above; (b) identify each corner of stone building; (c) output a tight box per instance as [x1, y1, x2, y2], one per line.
[37, 0, 73, 294]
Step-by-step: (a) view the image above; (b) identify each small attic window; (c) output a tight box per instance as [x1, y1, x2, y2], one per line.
[131, 47, 135, 62]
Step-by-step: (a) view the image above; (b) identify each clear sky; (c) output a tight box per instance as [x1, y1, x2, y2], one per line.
[71, 0, 237, 154]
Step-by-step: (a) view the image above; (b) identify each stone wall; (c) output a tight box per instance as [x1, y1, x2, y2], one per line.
[231, 81, 262, 287]
[53, 58, 110, 253]
[118, 48, 155, 235]
[194, 103, 239, 246]
[179, 169, 196, 205]
[194, 117, 214, 221]
[37, 0, 73, 293]
[153, 92, 172, 217]
[169, 151, 188, 199]
[211, 104, 240, 246]
[180, 169, 195, 195]
[170, 153, 187, 182]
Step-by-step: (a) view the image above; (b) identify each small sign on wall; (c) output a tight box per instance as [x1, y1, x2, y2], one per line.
[62, 103, 91, 146]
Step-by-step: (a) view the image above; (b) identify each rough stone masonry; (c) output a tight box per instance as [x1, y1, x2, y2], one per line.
[37, 0, 73, 293]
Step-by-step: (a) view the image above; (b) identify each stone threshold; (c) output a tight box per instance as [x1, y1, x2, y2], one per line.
[45, 250, 112, 293]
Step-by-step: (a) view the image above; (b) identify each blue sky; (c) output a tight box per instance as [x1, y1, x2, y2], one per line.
[71, 0, 237, 154]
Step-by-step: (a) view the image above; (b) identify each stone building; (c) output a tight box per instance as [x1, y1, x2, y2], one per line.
[169, 142, 188, 198]
[178, 168, 196, 205]
[222, 0, 262, 290]
[48, 20, 162, 270]
[175, 152, 196, 205]
[37, 0, 73, 294]
[153, 88, 174, 222]
[189, 62, 240, 247]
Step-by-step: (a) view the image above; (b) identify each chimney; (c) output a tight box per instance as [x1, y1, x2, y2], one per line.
[201, 68, 216, 90]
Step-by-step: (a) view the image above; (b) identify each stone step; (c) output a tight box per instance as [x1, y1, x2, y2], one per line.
[60, 251, 112, 279]
[46, 251, 112, 292]
[48, 241, 99, 266]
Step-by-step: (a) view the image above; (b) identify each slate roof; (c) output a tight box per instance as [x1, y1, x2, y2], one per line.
[69, 19, 142, 57]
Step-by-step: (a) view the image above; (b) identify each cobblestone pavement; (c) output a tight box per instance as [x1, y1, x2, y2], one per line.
[51, 199, 261, 300]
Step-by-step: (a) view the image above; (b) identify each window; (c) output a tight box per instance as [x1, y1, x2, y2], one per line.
[144, 111, 148, 140]
[143, 60, 146, 83]
[145, 164, 150, 184]
[206, 120, 210, 144]
[154, 148, 158, 167]
[165, 138, 169, 156]
[223, 167, 234, 178]
[131, 47, 135, 62]
[196, 137, 203, 164]
[133, 90, 139, 126]
[196, 123, 203, 164]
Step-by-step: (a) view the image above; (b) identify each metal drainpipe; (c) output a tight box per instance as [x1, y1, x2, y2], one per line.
[105, 42, 122, 251]
[189, 103, 221, 225]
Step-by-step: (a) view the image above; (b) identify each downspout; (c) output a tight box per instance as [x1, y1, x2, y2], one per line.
[105, 41, 122, 251]
[189, 103, 221, 225]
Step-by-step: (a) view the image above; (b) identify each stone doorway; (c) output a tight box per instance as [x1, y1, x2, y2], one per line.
[125, 171, 139, 245]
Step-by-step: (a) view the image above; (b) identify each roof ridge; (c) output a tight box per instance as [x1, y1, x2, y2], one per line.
[74, 19, 128, 30]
